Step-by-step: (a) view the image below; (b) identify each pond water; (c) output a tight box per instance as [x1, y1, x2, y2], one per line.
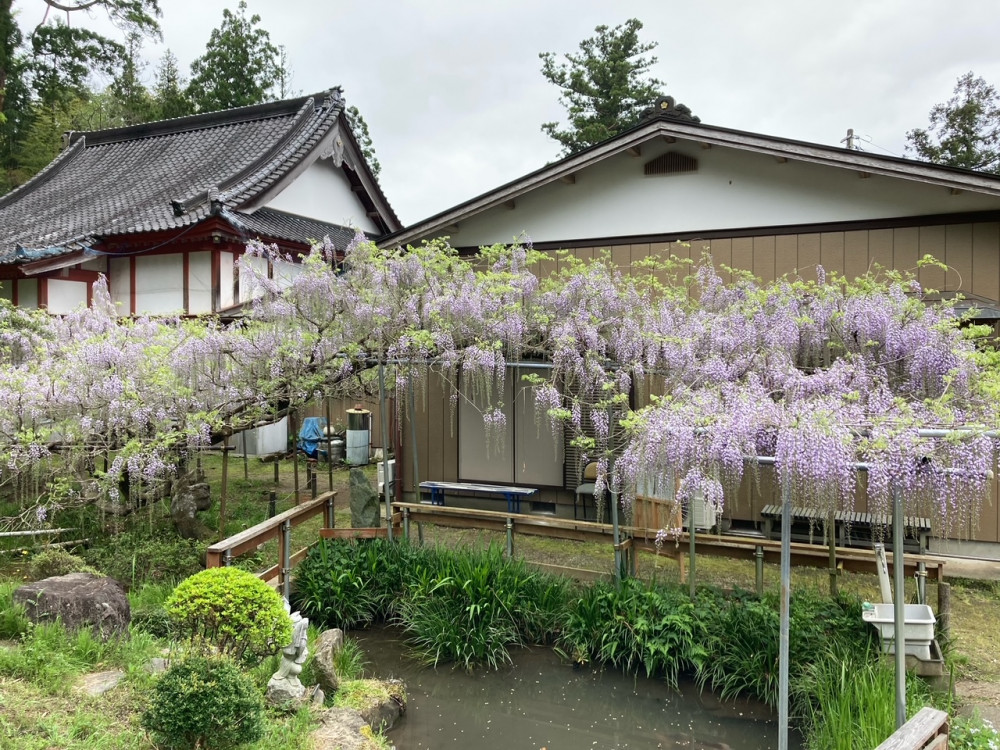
[354, 629, 801, 750]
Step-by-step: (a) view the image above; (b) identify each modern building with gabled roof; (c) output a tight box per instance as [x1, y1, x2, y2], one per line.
[0, 87, 400, 315]
[385, 96, 1000, 550]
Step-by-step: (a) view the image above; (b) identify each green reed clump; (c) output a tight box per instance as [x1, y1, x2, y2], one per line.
[399, 545, 564, 670]
[292, 538, 420, 629]
[793, 644, 933, 750]
[697, 589, 877, 707]
[0, 581, 30, 639]
[560, 578, 707, 688]
[294, 539, 571, 670]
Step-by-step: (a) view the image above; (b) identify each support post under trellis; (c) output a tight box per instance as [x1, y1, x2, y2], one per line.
[325, 396, 334, 492]
[219, 437, 230, 540]
[893, 483, 906, 729]
[378, 363, 393, 542]
[408, 374, 423, 545]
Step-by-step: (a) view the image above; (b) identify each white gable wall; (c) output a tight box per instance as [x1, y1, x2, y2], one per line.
[264, 159, 378, 235]
[447, 142, 1000, 247]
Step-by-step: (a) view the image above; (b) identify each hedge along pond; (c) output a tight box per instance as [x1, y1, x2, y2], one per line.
[291, 538, 921, 750]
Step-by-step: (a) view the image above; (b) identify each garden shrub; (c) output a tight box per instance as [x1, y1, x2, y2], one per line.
[27, 548, 101, 580]
[142, 654, 265, 750]
[166, 567, 291, 663]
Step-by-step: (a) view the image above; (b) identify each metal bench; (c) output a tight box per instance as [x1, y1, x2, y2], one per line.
[760, 505, 931, 554]
[418, 481, 538, 513]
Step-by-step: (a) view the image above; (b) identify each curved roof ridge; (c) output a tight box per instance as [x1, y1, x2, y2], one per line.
[69, 91, 336, 147]
[0, 137, 86, 211]
[219, 92, 344, 207]
[170, 95, 322, 215]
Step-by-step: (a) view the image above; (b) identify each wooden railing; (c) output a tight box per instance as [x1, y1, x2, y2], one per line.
[206, 491, 336, 598]
[874, 707, 948, 750]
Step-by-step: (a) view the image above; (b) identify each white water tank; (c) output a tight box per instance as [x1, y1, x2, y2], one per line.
[345, 407, 370, 465]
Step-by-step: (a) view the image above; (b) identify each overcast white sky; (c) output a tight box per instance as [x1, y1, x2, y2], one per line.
[24, 0, 1000, 224]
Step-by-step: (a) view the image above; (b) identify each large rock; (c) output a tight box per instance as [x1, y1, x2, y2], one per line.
[310, 707, 382, 750]
[357, 678, 406, 732]
[313, 628, 344, 693]
[170, 478, 212, 539]
[14, 573, 130, 640]
[349, 468, 379, 528]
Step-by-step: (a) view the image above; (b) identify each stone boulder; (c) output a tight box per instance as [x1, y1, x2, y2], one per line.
[313, 628, 345, 693]
[350, 468, 379, 528]
[357, 678, 406, 732]
[170, 480, 212, 539]
[14, 573, 130, 640]
[310, 707, 382, 750]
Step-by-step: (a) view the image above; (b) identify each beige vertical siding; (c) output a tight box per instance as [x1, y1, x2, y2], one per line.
[408, 222, 1000, 541]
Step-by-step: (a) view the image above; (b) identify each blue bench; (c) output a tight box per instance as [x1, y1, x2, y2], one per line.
[418, 481, 538, 513]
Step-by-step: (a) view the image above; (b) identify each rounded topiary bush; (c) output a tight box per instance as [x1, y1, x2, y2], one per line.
[28, 548, 100, 580]
[166, 567, 291, 663]
[142, 654, 265, 749]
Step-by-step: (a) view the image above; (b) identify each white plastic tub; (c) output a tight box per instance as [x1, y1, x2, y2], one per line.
[862, 603, 936, 661]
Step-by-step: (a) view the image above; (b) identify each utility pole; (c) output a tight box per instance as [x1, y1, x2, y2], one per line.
[841, 128, 857, 150]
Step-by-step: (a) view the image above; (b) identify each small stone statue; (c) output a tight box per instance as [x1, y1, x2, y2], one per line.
[266, 599, 310, 704]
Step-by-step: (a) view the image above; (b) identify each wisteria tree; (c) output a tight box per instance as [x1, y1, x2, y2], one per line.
[0, 235, 997, 548]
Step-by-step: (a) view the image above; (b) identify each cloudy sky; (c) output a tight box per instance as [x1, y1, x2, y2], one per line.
[28, 0, 1000, 224]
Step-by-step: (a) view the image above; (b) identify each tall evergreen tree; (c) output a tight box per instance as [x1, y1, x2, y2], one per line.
[0, 0, 161, 192]
[152, 49, 193, 120]
[906, 72, 1000, 173]
[539, 19, 667, 155]
[186, 1, 284, 113]
[106, 33, 155, 126]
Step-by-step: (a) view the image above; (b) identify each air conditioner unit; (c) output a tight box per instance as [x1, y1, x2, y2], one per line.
[377, 459, 396, 496]
[682, 489, 718, 532]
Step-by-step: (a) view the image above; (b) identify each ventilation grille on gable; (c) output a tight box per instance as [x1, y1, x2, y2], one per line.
[644, 151, 698, 176]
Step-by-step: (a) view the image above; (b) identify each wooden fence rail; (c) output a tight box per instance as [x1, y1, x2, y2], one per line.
[874, 707, 948, 750]
[205, 491, 336, 598]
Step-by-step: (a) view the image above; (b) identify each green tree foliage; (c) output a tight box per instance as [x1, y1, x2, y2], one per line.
[346, 104, 381, 178]
[187, 1, 285, 113]
[539, 18, 667, 155]
[0, 0, 161, 191]
[152, 49, 193, 120]
[105, 32, 155, 126]
[906, 72, 1000, 173]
